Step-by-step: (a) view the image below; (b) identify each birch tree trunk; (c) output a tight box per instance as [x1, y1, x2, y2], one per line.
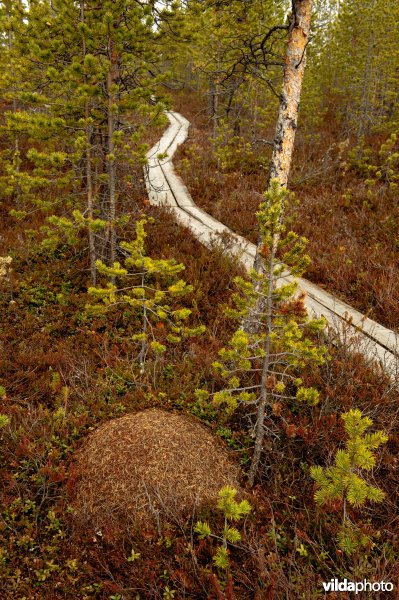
[245, 0, 313, 334]
[246, 0, 313, 486]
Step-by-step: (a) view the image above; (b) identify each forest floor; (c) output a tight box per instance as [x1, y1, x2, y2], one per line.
[1, 94, 399, 598]
[2, 191, 399, 596]
[172, 90, 399, 333]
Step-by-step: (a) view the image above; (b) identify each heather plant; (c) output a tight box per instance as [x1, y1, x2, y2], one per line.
[0, 255, 12, 280]
[0, 255, 13, 301]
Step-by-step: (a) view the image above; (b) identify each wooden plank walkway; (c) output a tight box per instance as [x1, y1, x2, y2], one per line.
[145, 111, 399, 377]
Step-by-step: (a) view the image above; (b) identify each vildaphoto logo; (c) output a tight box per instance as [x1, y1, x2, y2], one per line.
[322, 579, 394, 594]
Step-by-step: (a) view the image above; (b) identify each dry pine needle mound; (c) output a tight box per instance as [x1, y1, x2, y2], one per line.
[70, 409, 242, 531]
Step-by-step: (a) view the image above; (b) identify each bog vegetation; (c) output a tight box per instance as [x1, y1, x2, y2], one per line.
[0, 0, 398, 598]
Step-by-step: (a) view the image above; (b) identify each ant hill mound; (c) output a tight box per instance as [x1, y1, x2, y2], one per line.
[69, 409, 242, 534]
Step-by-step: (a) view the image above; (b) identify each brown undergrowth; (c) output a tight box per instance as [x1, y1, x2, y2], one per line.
[1, 92, 399, 598]
[1, 196, 399, 597]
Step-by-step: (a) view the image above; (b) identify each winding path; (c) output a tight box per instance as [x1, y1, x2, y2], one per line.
[145, 111, 399, 376]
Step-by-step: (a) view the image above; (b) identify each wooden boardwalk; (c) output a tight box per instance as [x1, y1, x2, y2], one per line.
[145, 111, 399, 377]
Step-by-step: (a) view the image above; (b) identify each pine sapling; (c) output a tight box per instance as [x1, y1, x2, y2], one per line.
[310, 409, 388, 554]
[86, 217, 205, 373]
[0, 414, 10, 429]
[198, 180, 326, 486]
[195, 486, 251, 570]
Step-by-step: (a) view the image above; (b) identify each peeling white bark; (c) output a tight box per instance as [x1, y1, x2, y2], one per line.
[270, 0, 313, 187]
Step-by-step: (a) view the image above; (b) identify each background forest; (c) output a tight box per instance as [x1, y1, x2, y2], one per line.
[0, 0, 398, 598]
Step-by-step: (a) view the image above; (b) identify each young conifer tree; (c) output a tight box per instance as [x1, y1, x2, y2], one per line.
[86, 218, 205, 374]
[310, 409, 387, 554]
[302, 0, 399, 139]
[166, 0, 286, 137]
[0, 0, 26, 205]
[195, 486, 252, 570]
[311, 410, 387, 512]
[199, 180, 326, 487]
[0, 1, 67, 219]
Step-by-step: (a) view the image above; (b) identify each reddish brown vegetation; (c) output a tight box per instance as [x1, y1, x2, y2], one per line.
[1, 91, 399, 598]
